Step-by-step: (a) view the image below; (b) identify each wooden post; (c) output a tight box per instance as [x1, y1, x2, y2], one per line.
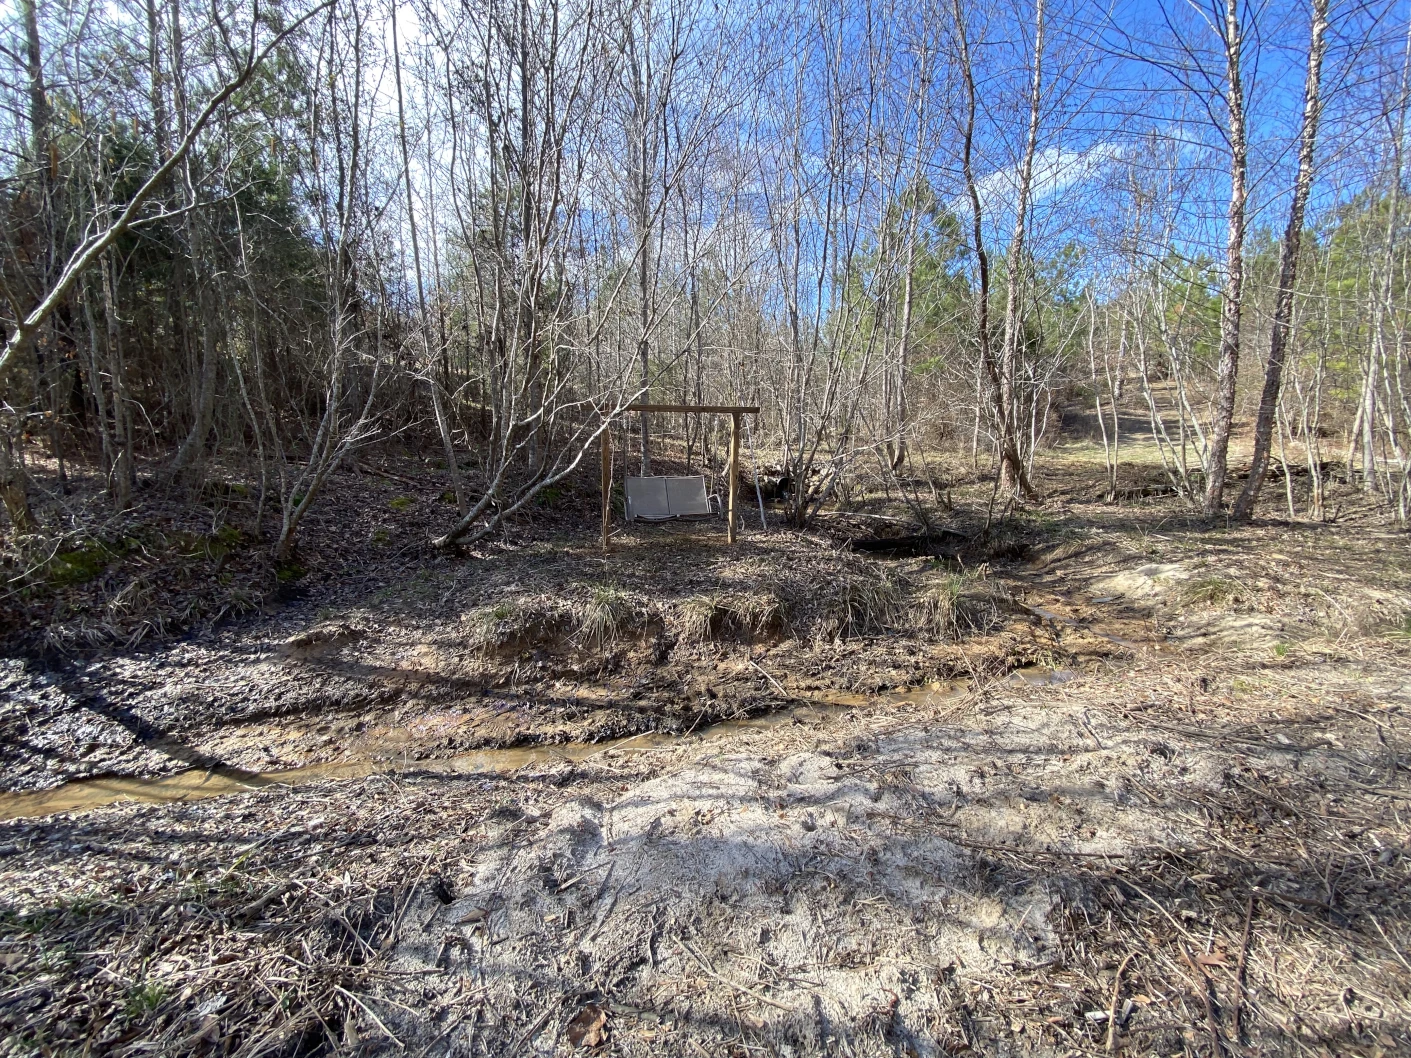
[727, 412, 740, 543]
[601, 425, 611, 552]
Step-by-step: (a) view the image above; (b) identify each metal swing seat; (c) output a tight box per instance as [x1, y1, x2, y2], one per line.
[599, 403, 760, 549]
[624, 474, 722, 522]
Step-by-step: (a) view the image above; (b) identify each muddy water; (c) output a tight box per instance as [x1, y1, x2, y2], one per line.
[0, 686, 968, 822]
[1021, 599, 1161, 652]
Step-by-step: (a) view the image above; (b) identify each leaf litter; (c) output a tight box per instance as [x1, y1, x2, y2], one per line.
[3, 494, 1411, 1056]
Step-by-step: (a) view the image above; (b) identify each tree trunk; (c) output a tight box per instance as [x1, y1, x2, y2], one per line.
[634, 29, 654, 475]
[0, 432, 36, 533]
[391, 5, 466, 514]
[5, 0, 51, 519]
[1232, 0, 1327, 522]
[169, 279, 218, 486]
[102, 254, 134, 509]
[952, 0, 1004, 493]
[997, 0, 1045, 499]
[1203, 0, 1248, 517]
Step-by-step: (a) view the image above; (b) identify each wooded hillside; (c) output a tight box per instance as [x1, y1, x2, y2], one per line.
[2, 0, 1409, 560]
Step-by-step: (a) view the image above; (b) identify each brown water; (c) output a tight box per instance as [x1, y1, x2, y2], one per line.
[0, 685, 967, 823]
[1022, 601, 1157, 652]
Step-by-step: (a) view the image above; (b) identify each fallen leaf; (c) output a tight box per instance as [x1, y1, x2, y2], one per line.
[565, 1004, 608, 1049]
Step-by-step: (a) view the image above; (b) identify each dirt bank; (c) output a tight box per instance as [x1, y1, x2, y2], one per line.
[3, 457, 1411, 1057]
[2, 525, 1042, 795]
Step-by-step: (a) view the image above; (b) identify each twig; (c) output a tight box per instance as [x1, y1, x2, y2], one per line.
[1106, 952, 1135, 1052]
[1080, 712, 1105, 750]
[413, 1002, 479, 1058]
[680, 940, 798, 1013]
[1370, 914, 1411, 975]
[1232, 894, 1255, 1042]
[356, 461, 424, 487]
[506, 1005, 554, 1053]
[1181, 946, 1227, 1058]
[1116, 876, 1198, 943]
[236, 881, 292, 922]
[748, 659, 788, 698]
[1251, 885, 1333, 913]
[335, 985, 405, 1049]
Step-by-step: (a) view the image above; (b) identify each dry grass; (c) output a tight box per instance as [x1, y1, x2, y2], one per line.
[453, 539, 1016, 659]
[819, 575, 903, 639]
[464, 596, 572, 652]
[1178, 573, 1255, 610]
[676, 591, 789, 643]
[573, 583, 637, 646]
[909, 570, 1012, 640]
[0, 774, 538, 1057]
[467, 583, 656, 652]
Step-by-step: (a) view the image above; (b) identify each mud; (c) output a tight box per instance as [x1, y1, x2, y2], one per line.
[0, 531, 1052, 796]
[0, 690, 965, 822]
[4, 465, 1411, 1057]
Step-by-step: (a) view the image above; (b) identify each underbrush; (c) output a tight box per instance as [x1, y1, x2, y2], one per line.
[2, 524, 267, 652]
[460, 559, 1012, 655]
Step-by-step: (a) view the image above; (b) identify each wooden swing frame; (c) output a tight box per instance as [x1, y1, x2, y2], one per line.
[601, 404, 760, 551]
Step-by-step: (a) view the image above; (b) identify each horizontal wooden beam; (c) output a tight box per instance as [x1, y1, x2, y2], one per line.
[622, 404, 760, 415]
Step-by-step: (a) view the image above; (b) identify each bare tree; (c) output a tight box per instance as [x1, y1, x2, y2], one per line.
[1203, 0, 1250, 516]
[1233, 0, 1329, 521]
[0, 0, 334, 528]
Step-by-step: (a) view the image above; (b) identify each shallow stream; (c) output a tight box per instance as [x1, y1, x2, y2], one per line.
[0, 686, 975, 822]
[1, 587, 1142, 824]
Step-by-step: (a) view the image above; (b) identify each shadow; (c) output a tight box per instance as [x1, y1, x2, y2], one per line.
[2, 676, 1406, 1058]
[379, 730, 1408, 1055]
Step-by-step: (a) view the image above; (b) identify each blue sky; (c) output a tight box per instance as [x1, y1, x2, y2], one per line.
[940, 0, 1409, 273]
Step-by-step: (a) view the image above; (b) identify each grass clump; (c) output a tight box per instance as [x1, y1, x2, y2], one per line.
[575, 584, 634, 646]
[677, 591, 789, 643]
[1179, 575, 1251, 610]
[466, 598, 565, 651]
[389, 496, 415, 511]
[678, 594, 719, 642]
[912, 571, 1010, 640]
[823, 576, 903, 639]
[469, 585, 643, 652]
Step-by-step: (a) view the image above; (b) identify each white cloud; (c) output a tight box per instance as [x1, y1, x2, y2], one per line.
[952, 140, 1127, 221]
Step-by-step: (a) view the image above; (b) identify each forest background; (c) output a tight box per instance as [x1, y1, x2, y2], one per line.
[2, 0, 1408, 562]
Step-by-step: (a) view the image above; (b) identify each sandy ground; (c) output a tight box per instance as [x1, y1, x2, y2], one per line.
[3, 454, 1411, 1057]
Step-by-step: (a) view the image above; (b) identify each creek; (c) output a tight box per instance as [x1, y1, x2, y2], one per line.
[0, 684, 983, 822]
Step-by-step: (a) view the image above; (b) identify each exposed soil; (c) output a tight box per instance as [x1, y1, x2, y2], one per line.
[3, 449, 1411, 1056]
[1, 524, 1040, 797]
